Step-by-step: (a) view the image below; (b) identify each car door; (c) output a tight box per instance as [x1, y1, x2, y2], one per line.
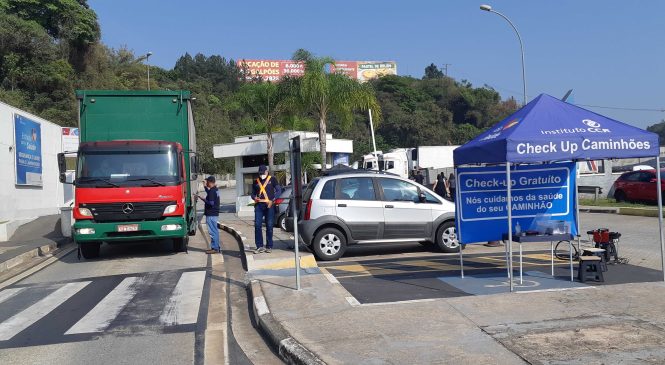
[335, 177, 383, 241]
[620, 172, 642, 201]
[638, 171, 657, 201]
[377, 177, 432, 240]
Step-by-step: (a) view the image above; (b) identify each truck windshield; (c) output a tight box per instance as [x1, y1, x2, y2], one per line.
[76, 148, 180, 187]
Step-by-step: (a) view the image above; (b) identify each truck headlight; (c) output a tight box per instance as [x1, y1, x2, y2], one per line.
[78, 208, 93, 217]
[163, 205, 177, 214]
[161, 224, 182, 231]
[77, 228, 95, 235]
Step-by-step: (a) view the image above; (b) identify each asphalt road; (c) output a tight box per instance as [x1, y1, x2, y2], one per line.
[320, 212, 665, 304]
[0, 218, 282, 364]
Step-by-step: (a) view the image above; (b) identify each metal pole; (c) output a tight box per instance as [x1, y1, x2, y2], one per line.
[657, 156, 665, 282]
[146, 53, 152, 91]
[506, 163, 514, 292]
[290, 141, 301, 290]
[459, 245, 464, 278]
[368, 109, 378, 158]
[551, 241, 554, 276]
[487, 9, 527, 106]
[569, 240, 574, 282]
[576, 162, 581, 254]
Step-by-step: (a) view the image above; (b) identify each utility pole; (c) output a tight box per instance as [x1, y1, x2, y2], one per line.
[442, 63, 452, 77]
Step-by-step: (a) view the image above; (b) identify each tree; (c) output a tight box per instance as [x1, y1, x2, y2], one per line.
[293, 52, 381, 170]
[647, 120, 665, 146]
[234, 81, 292, 172]
[424, 63, 444, 79]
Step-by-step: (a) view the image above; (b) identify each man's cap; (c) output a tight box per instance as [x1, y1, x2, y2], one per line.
[258, 165, 268, 173]
[206, 175, 216, 182]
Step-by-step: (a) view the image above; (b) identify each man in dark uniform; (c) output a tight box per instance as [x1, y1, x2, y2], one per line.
[251, 165, 282, 253]
[414, 169, 425, 185]
[197, 176, 221, 254]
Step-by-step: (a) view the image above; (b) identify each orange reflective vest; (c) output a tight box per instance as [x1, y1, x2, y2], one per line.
[256, 176, 272, 203]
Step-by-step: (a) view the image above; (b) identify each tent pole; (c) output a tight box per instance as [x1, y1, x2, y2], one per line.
[657, 156, 665, 282]
[575, 162, 581, 254]
[459, 245, 464, 278]
[507, 163, 514, 292]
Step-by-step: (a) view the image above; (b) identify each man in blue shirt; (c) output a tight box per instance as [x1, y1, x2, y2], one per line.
[197, 176, 221, 254]
[251, 165, 282, 253]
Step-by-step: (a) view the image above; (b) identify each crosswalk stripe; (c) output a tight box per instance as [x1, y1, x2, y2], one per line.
[0, 287, 24, 305]
[0, 281, 90, 341]
[65, 277, 142, 335]
[160, 271, 206, 326]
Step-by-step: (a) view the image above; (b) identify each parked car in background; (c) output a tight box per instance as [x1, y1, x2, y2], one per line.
[612, 169, 665, 203]
[273, 186, 292, 231]
[297, 171, 458, 261]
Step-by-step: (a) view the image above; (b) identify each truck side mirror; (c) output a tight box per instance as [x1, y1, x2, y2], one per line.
[57, 153, 68, 183]
[190, 155, 199, 179]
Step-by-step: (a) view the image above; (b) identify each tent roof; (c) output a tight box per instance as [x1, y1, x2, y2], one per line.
[453, 93, 660, 165]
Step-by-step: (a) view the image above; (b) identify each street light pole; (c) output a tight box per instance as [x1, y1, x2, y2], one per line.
[146, 52, 153, 91]
[480, 4, 527, 106]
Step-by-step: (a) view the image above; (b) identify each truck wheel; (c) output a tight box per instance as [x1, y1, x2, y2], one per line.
[312, 228, 346, 261]
[173, 237, 188, 252]
[80, 242, 101, 259]
[436, 221, 460, 253]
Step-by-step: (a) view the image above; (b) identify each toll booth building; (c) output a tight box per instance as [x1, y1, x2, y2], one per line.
[213, 131, 353, 216]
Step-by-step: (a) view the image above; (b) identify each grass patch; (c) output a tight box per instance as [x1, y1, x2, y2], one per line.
[579, 198, 655, 209]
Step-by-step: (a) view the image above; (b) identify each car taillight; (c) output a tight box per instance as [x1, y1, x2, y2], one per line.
[274, 198, 284, 206]
[304, 199, 312, 220]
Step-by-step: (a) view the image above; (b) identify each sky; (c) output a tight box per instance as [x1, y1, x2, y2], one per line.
[88, 0, 664, 128]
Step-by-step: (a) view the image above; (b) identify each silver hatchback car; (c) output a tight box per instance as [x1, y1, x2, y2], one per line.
[298, 171, 459, 261]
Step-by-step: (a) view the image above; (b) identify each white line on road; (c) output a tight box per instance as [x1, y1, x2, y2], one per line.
[0, 281, 90, 341]
[65, 277, 143, 334]
[160, 271, 207, 325]
[0, 287, 24, 305]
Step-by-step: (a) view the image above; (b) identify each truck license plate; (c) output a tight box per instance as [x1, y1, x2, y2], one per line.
[117, 224, 139, 232]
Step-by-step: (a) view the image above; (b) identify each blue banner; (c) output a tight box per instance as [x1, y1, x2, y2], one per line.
[14, 114, 42, 186]
[455, 162, 577, 243]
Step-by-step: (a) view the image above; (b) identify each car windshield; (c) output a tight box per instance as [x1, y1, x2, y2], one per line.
[76, 147, 180, 187]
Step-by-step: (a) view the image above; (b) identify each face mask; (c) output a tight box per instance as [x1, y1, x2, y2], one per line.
[261, 173, 268, 179]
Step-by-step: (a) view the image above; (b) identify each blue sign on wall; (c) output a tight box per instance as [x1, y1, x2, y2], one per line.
[455, 162, 577, 243]
[14, 114, 42, 186]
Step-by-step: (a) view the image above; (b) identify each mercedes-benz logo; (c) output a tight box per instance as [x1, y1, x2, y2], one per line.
[122, 203, 134, 214]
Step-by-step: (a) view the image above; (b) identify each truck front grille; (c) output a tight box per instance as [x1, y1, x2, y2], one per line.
[81, 201, 176, 223]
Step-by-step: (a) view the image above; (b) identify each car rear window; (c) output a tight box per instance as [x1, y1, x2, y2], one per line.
[320, 180, 336, 200]
[303, 178, 319, 202]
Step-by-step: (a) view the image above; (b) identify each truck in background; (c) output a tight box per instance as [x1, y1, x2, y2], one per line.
[58, 90, 200, 259]
[361, 146, 458, 183]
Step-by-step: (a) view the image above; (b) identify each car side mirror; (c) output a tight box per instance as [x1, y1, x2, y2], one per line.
[650, 178, 657, 183]
[419, 192, 427, 203]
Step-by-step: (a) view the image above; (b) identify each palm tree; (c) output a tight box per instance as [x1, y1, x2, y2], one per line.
[234, 81, 290, 172]
[292, 52, 381, 171]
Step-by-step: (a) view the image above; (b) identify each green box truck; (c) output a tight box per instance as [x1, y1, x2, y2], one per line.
[58, 90, 200, 258]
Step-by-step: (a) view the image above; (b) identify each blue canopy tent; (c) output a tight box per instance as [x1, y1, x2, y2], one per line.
[453, 93, 662, 291]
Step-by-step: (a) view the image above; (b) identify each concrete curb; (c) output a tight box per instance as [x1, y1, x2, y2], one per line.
[579, 205, 664, 217]
[250, 280, 326, 365]
[218, 221, 326, 365]
[0, 237, 71, 275]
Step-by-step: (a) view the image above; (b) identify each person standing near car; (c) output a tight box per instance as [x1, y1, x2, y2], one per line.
[251, 165, 282, 254]
[197, 176, 221, 254]
[447, 172, 457, 201]
[414, 169, 425, 185]
[433, 173, 447, 198]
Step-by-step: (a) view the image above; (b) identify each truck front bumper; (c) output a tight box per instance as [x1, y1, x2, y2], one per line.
[73, 217, 186, 243]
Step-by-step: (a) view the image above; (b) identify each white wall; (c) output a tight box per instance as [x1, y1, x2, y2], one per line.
[0, 101, 65, 221]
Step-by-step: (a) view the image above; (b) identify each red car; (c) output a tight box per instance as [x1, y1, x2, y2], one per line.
[612, 169, 665, 203]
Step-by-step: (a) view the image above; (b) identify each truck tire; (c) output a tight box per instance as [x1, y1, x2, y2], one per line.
[312, 228, 347, 261]
[80, 242, 101, 259]
[436, 221, 460, 253]
[173, 237, 188, 252]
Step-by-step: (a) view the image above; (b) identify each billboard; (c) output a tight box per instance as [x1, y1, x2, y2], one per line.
[455, 162, 577, 244]
[62, 127, 80, 152]
[238, 59, 396, 82]
[14, 113, 43, 186]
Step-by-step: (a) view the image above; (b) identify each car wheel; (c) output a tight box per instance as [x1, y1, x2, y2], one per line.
[436, 221, 460, 253]
[80, 242, 101, 259]
[278, 214, 287, 231]
[173, 236, 188, 252]
[312, 228, 346, 261]
[614, 190, 626, 202]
